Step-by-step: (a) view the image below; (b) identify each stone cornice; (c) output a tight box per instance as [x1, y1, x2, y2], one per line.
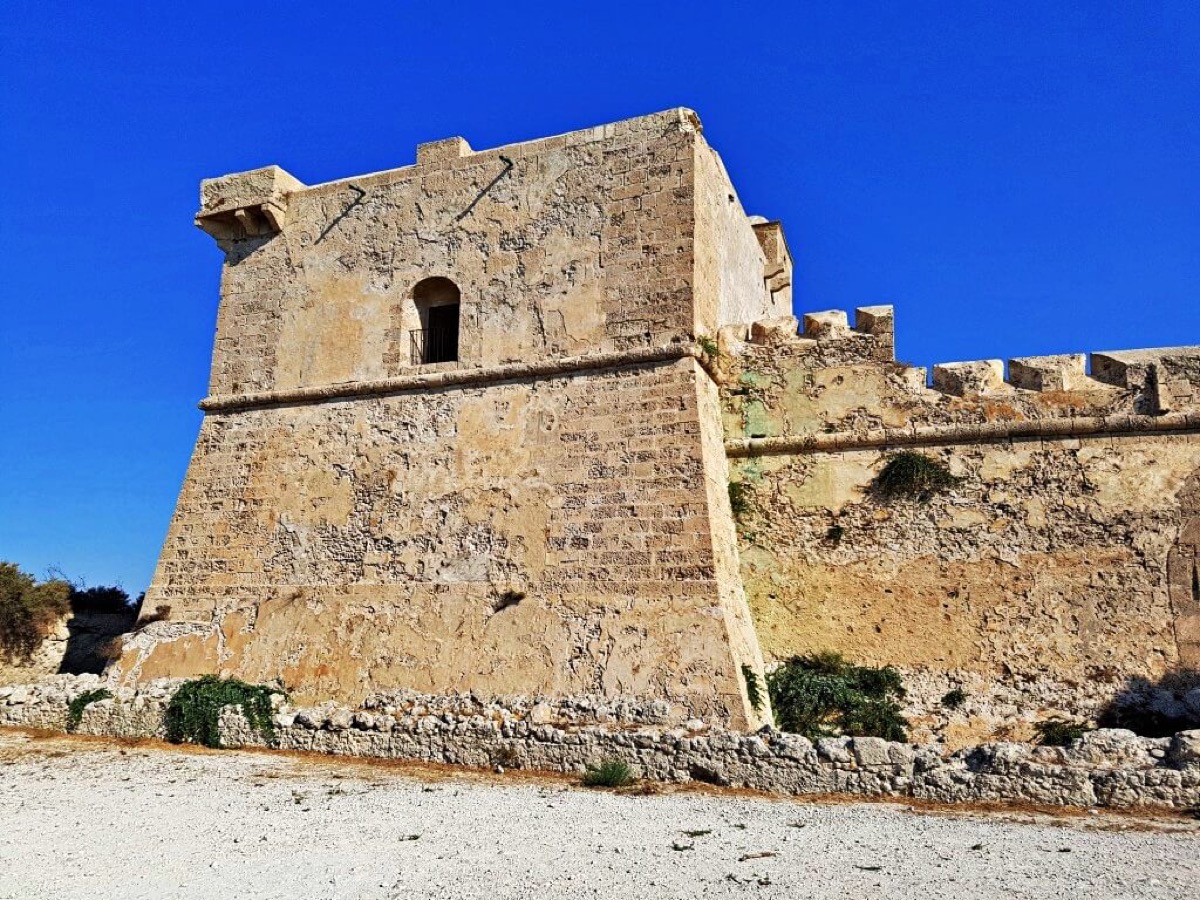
[724, 412, 1200, 457]
[199, 344, 706, 412]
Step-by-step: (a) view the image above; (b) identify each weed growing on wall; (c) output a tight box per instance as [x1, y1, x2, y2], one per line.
[1034, 718, 1091, 746]
[165, 676, 281, 749]
[870, 451, 960, 502]
[696, 335, 720, 358]
[728, 481, 752, 520]
[767, 652, 908, 741]
[941, 688, 967, 710]
[581, 759, 635, 788]
[741, 664, 765, 713]
[65, 688, 112, 732]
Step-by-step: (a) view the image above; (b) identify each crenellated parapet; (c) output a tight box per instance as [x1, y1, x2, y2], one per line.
[723, 303, 1200, 702]
[719, 305, 897, 372]
[720, 304, 1200, 440]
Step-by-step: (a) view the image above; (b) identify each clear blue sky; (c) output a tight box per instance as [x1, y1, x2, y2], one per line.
[1, 2, 1197, 593]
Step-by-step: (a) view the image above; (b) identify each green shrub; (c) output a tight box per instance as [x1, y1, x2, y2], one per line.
[0, 563, 72, 664]
[696, 335, 720, 358]
[66, 688, 113, 732]
[1034, 718, 1090, 746]
[941, 688, 967, 710]
[741, 664, 765, 713]
[870, 451, 960, 501]
[767, 652, 908, 742]
[69, 585, 135, 614]
[728, 481, 751, 520]
[581, 759, 635, 788]
[165, 676, 281, 749]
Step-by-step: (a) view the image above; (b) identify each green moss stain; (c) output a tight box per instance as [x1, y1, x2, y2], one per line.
[737, 460, 764, 483]
[739, 369, 771, 389]
[743, 400, 777, 439]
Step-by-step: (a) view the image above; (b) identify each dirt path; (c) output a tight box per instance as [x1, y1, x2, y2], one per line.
[0, 730, 1196, 899]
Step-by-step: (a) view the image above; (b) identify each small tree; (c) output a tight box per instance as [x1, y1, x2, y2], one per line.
[0, 563, 72, 664]
[68, 585, 135, 614]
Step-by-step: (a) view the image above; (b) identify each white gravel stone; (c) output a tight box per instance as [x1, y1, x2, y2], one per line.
[0, 731, 1197, 900]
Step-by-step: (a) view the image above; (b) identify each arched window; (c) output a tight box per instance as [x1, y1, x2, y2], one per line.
[411, 277, 460, 364]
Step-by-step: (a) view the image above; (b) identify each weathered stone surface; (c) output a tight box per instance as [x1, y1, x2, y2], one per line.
[1168, 730, 1200, 769]
[932, 359, 1006, 396]
[105, 108, 1200, 744]
[749, 316, 799, 345]
[131, 109, 793, 728]
[721, 303, 1200, 741]
[802, 310, 851, 340]
[1008, 353, 1087, 392]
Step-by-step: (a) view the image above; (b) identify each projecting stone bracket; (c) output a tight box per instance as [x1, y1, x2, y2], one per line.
[194, 165, 306, 241]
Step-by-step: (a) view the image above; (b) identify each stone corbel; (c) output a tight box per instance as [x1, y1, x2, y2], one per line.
[194, 165, 306, 241]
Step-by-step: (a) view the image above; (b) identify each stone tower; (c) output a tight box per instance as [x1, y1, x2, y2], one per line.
[118, 109, 790, 728]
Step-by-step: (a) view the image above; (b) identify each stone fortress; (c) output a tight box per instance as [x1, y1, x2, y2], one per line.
[112, 108, 1200, 741]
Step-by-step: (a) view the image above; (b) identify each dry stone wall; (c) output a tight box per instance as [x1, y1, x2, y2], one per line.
[4, 675, 1198, 810]
[720, 307, 1200, 743]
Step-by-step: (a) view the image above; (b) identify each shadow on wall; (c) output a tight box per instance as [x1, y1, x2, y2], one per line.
[1097, 670, 1200, 737]
[57, 608, 139, 675]
[56, 587, 141, 676]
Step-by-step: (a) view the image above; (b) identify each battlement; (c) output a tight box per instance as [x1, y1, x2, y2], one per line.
[735, 304, 1199, 404]
[930, 346, 1200, 407]
[723, 303, 1200, 449]
[722, 305, 896, 370]
[735, 305, 895, 346]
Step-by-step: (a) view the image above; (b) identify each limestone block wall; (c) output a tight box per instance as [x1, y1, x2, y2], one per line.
[6, 676, 1199, 810]
[201, 108, 730, 401]
[692, 140, 787, 332]
[720, 307, 1200, 735]
[131, 356, 767, 725]
[130, 110, 796, 728]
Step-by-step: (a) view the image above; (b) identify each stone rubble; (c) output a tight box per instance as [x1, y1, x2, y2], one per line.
[3, 675, 1198, 811]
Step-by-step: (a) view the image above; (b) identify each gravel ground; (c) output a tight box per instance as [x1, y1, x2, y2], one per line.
[0, 730, 1196, 900]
